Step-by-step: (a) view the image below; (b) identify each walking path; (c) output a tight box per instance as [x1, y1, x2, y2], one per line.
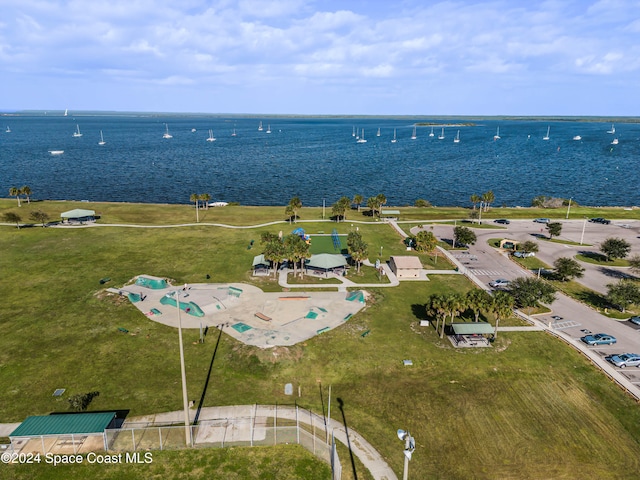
[123, 405, 397, 480]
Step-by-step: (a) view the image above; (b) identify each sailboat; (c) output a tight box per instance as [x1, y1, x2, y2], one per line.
[573, 135, 582, 141]
[206, 129, 216, 142]
[266, 124, 271, 134]
[607, 124, 615, 134]
[63, 109, 68, 117]
[5, 126, 10, 133]
[356, 129, 367, 143]
[429, 126, 434, 137]
[352, 126, 356, 137]
[411, 126, 417, 140]
[376, 127, 381, 137]
[163, 123, 173, 139]
[258, 121, 263, 131]
[611, 138, 619, 145]
[543, 126, 550, 141]
[453, 130, 460, 143]
[73, 125, 83, 137]
[493, 127, 500, 140]
[438, 128, 445, 140]
[231, 128, 237, 137]
[98, 130, 106, 145]
[391, 128, 397, 143]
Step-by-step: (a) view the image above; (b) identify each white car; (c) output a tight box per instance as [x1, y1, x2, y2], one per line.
[489, 279, 510, 288]
[513, 251, 535, 258]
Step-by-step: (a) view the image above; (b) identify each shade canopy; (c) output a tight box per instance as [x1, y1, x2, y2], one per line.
[60, 209, 95, 219]
[252, 254, 270, 266]
[306, 253, 347, 270]
[451, 323, 495, 335]
[10, 412, 116, 437]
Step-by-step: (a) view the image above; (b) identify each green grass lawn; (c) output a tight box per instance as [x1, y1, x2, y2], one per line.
[576, 252, 630, 267]
[1, 202, 640, 479]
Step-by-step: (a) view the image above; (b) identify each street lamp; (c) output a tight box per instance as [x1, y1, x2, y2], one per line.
[580, 217, 587, 245]
[397, 429, 415, 480]
[174, 290, 192, 446]
[380, 245, 383, 257]
[566, 197, 572, 219]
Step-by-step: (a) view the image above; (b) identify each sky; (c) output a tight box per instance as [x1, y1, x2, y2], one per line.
[1, 0, 639, 115]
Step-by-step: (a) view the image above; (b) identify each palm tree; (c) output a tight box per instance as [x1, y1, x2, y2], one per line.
[263, 239, 286, 277]
[285, 205, 295, 224]
[441, 294, 465, 338]
[347, 231, 368, 273]
[466, 289, 491, 322]
[190, 193, 200, 222]
[289, 196, 302, 222]
[9, 187, 22, 207]
[353, 194, 363, 212]
[200, 193, 211, 209]
[482, 190, 495, 212]
[426, 294, 448, 336]
[491, 291, 514, 338]
[470, 194, 481, 210]
[21, 186, 32, 204]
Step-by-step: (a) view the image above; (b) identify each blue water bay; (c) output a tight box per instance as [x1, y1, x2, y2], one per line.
[1, 114, 638, 207]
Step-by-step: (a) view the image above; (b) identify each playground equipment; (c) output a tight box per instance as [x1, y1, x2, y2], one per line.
[292, 227, 311, 244]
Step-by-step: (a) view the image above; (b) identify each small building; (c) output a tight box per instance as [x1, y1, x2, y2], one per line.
[252, 254, 271, 276]
[499, 239, 520, 250]
[9, 412, 117, 455]
[305, 254, 348, 276]
[60, 209, 96, 224]
[389, 256, 423, 278]
[380, 209, 400, 220]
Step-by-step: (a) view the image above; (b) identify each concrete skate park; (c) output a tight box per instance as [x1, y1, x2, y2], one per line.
[110, 275, 366, 348]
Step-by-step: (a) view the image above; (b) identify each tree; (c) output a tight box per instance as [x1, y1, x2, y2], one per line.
[628, 254, 640, 275]
[29, 210, 50, 227]
[508, 277, 556, 311]
[288, 196, 302, 222]
[200, 193, 211, 209]
[347, 231, 368, 273]
[470, 194, 481, 211]
[352, 194, 363, 211]
[414, 230, 437, 253]
[491, 291, 514, 338]
[606, 280, 640, 312]
[3, 212, 22, 229]
[518, 240, 539, 254]
[553, 257, 585, 282]
[546, 222, 562, 239]
[190, 193, 200, 222]
[263, 238, 286, 277]
[366, 196, 381, 217]
[260, 232, 279, 244]
[284, 204, 295, 224]
[21, 185, 32, 204]
[284, 234, 309, 278]
[9, 186, 22, 207]
[426, 294, 448, 337]
[466, 289, 492, 322]
[600, 237, 631, 262]
[440, 293, 466, 338]
[68, 391, 100, 412]
[415, 199, 431, 208]
[376, 193, 387, 209]
[453, 226, 476, 247]
[482, 190, 495, 212]
[332, 196, 351, 222]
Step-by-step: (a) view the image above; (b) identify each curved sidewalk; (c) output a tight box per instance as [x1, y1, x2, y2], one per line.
[125, 404, 397, 480]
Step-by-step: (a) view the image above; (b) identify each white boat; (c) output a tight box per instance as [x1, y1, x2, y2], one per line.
[376, 127, 381, 137]
[453, 130, 460, 143]
[206, 129, 216, 142]
[573, 135, 582, 141]
[611, 138, 619, 145]
[63, 109, 68, 117]
[258, 121, 263, 131]
[356, 129, 367, 143]
[352, 126, 356, 137]
[191, 128, 196, 132]
[429, 126, 434, 137]
[493, 127, 500, 140]
[5, 126, 10, 133]
[607, 124, 615, 134]
[49, 150, 64, 155]
[163, 123, 173, 139]
[98, 130, 106, 145]
[543, 126, 550, 141]
[411, 126, 417, 140]
[438, 128, 445, 140]
[266, 124, 271, 134]
[391, 128, 397, 143]
[231, 128, 237, 137]
[73, 124, 83, 137]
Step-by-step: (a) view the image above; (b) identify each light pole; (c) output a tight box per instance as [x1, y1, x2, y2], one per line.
[566, 197, 572, 219]
[580, 217, 587, 245]
[175, 290, 192, 446]
[397, 429, 415, 480]
[380, 246, 383, 257]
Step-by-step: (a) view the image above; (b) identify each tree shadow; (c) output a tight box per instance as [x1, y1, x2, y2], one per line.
[578, 251, 609, 262]
[411, 304, 428, 321]
[193, 324, 225, 425]
[337, 398, 358, 480]
[599, 267, 634, 280]
[573, 290, 611, 310]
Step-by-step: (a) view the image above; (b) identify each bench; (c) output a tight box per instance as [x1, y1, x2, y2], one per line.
[99, 277, 111, 285]
[118, 327, 129, 333]
[361, 330, 371, 338]
[255, 312, 272, 322]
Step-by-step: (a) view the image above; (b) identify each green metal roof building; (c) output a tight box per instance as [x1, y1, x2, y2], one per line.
[10, 412, 117, 438]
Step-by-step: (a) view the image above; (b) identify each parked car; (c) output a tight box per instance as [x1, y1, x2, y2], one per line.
[513, 251, 535, 258]
[605, 353, 640, 368]
[588, 217, 611, 224]
[629, 316, 640, 326]
[533, 218, 550, 224]
[494, 219, 510, 225]
[489, 279, 510, 288]
[580, 333, 617, 346]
